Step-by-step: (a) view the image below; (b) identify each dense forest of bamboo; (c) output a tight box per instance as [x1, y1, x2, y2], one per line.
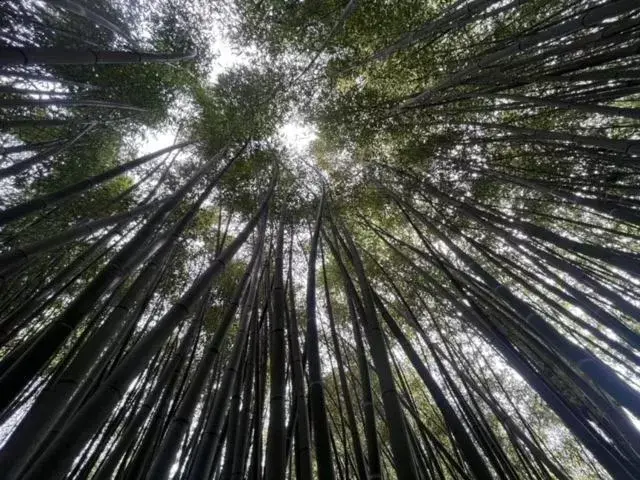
[1, 0, 639, 479]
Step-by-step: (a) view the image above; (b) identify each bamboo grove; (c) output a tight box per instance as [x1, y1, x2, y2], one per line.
[1, 0, 639, 479]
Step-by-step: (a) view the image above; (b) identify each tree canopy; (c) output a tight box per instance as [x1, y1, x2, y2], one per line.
[1, 0, 639, 479]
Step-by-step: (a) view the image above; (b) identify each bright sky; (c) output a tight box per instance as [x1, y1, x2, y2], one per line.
[278, 120, 317, 154]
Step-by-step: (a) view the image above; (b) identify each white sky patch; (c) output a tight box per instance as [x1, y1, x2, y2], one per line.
[137, 126, 179, 155]
[208, 37, 257, 81]
[278, 121, 317, 154]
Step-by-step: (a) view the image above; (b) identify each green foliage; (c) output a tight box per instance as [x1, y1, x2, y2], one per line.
[214, 146, 278, 216]
[192, 66, 288, 154]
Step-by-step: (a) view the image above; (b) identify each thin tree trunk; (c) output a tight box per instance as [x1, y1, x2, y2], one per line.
[0, 47, 196, 65]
